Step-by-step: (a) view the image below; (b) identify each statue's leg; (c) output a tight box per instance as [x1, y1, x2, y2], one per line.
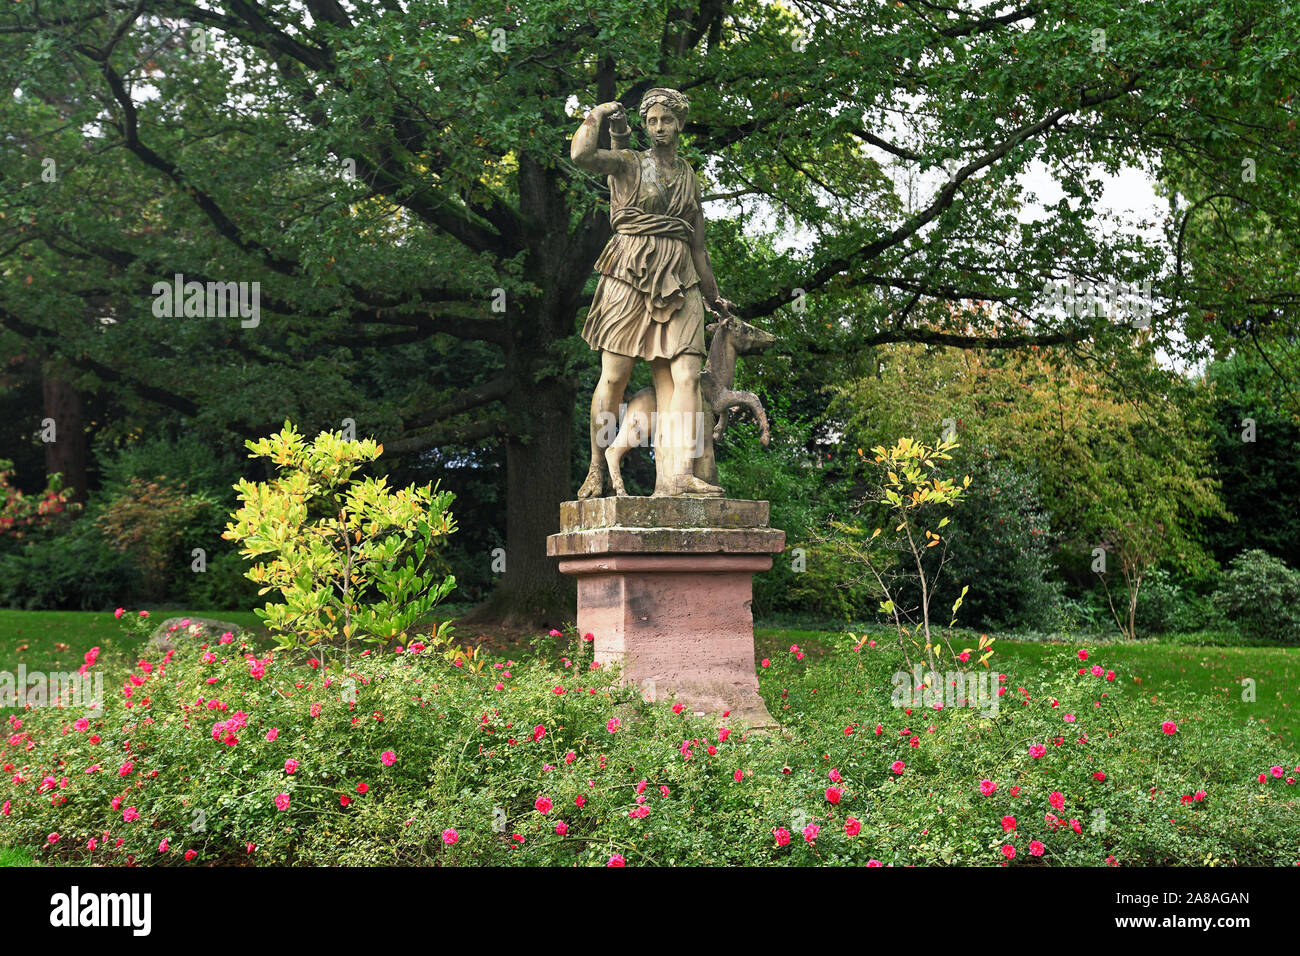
[649, 358, 675, 495]
[658, 352, 723, 497]
[579, 350, 634, 499]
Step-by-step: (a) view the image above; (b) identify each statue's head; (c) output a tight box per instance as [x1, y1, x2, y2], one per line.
[638, 88, 689, 147]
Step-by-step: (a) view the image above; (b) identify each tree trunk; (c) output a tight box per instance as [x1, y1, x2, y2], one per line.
[41, 367, 87, 502]
[466, 369, 576, 627]
[464, 151, 596, 627]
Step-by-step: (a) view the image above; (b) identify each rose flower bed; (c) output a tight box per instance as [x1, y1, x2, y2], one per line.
[1, 619, 1296, 867]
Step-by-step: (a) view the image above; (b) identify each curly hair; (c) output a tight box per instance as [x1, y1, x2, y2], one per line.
[638, 87, 690, 126]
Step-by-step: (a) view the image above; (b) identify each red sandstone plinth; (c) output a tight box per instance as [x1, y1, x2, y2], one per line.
[547, 497, 783, 728]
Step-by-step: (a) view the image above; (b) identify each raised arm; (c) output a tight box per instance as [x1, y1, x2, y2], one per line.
[571, 102, 632, 176]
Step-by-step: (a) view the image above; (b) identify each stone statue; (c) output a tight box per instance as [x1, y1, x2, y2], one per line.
[570, 88, 737, 498]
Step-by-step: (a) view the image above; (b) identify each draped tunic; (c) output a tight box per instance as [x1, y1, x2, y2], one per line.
[581, 149, 707, 361]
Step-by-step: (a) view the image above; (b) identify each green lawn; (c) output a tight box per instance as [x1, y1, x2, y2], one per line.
[757, 627, 1300, 748]
[0, 847, 35, 867]
[0, 608, 268, 676]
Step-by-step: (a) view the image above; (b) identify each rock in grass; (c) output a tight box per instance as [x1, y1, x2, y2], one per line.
[148, 616, 245, 653]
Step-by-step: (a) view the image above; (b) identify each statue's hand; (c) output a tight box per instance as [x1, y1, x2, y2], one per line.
[599, 102, 627, 124]
[708, 297, 737, 319]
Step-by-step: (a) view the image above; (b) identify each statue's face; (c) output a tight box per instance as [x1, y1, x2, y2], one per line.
[644, 104, 680, 147]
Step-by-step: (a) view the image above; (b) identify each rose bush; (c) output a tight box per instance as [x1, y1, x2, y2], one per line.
[1, 617, 1295, 866]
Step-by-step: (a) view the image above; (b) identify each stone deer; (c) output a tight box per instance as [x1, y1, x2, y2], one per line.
[605, 316, 777, 496]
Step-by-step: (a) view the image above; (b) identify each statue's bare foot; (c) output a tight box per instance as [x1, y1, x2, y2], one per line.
[576, 463, 604, 499]
[653, 473, 725, 498]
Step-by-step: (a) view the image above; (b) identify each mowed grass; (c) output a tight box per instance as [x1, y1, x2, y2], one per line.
[0, 847, 35, 867]
[757, 627, 1300, 748]
[0, 609, 270, 684]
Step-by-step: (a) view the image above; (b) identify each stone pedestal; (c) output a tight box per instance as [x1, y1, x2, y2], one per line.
[547, 497, 783, 728]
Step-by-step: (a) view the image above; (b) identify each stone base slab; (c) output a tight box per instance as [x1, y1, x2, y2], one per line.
[558, 496, 770, 530]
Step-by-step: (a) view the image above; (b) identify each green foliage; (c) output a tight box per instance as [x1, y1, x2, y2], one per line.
[0, 515, 137, 611]
[223, 422, 457, 662]
[94, 478, 221, 600]
[1202, 345, 1300, 568]
[718, 420, 874, 620]
[1212, 550, 1300, 644]
[0, 436, 255, 611]
[7, 0, 1300, 623]
[180, 549, 263, 611]
[4, 621, 1295, 866]
[925, 451, 1062, 632]
[834, 346, 1228, 639]
[817, 436, 981, 672]
[1131, 568, 1228, 636]
[95, 431, 243, 501]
